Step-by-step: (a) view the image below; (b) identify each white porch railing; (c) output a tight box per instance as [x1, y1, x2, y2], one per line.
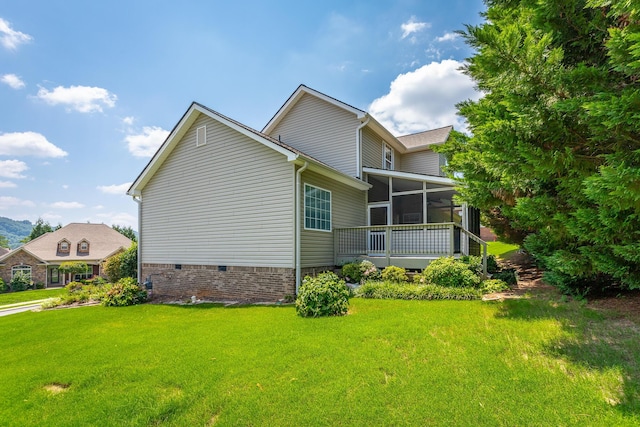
[334, 223, 488, 275]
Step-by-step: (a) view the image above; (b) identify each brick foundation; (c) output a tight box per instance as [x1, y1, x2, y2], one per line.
[142, 263, 296, 302]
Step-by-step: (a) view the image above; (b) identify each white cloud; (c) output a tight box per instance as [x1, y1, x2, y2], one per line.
[94, 205, 104, 210]
[1, 73, 25, 89]
[0, 18, 32, 51]
[435, 32, 458, 43]
[97, 182, 132, 195]
[368, 59, 482, 135]
[95, 212, 137, 229]
[49, 201, 85, 209]
[0, 159, 28, 179]
[62, 184, 69, 189]
[401, 17, 430, 39]
[0, 181, 16, 188]
[123, 116, 135, 125]
[36, 85, 117, 113]
[0, 131, 67, 157]
[125, 126, 169, 157]
[0, 196, 35, 209]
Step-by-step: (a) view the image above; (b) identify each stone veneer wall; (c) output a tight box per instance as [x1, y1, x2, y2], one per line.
[142, 263, 297, 302]
[0, 251, 47, 286]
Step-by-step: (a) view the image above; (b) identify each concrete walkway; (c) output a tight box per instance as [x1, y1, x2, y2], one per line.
[0, 299, 50, 317]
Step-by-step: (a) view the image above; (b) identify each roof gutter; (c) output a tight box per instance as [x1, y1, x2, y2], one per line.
[355, 117, 370, 179]
[295, 161, 309, 294]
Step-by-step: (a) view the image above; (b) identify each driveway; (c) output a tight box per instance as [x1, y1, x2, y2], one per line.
[0, 300, 47, 317]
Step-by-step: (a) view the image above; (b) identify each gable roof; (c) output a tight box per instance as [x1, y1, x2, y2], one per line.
[128, 102, 370, 196]
[0, 223, 132, 263]
[397, 126, 453, 151]
[262, 84, 367, 134]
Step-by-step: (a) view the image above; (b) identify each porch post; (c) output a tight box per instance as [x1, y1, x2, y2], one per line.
[385, 225, 391, 267]
[449, 224, 455, 256]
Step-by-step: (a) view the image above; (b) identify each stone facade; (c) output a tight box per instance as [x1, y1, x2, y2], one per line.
[0, 251, 47, 287]
[142, 263, 296, 302]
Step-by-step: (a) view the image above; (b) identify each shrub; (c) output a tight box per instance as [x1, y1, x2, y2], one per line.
[492, 269, 518, 286]
[341, 262, 362, 283]
[380, 266, 408, 283]
[103, 252, 123, 283]
[295, 272, 350, 317]
[480, 279, 510, 294]
[356, 281, 481, 300]
[10, 271, 32, 292]
[102, 277, 147, 307]
[65, 281, 85, 293]
[35, 282, 45, 289]
[460, 255, 483, 275]
[486, 255, 500, 274]
[417, 257, 482, 288]
[0, 278, 7, 293]
[341, 260, 380, 283]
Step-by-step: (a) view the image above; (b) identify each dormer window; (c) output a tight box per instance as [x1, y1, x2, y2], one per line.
[58, 240, 70, 253]
[383, 143, 393, 170]
[78, 239, 90, 253]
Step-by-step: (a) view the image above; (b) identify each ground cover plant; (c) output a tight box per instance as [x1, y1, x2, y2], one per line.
[0, 297, 639, 426]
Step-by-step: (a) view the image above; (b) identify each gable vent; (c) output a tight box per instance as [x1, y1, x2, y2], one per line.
[196, 125, 206, 147]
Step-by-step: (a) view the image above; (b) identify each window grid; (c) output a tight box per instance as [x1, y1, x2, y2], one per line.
[12, 265, 32, 280]
[304, 184, 331, 231]
[383, 143, 393, 170]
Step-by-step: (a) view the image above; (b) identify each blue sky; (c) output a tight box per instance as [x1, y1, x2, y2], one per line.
[0, 0, 484, 230]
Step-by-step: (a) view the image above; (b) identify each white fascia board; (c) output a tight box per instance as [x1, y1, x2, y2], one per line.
[263, 85, 366, 134]
[362, 167, 455, 185]
[295, 159, 371, 191]
[191, 105, 298, 161]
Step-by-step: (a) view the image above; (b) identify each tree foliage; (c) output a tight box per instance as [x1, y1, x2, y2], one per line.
[103, 243, 137, 282]
[0, 235, 9, 249]
[112, 224, 137, 242]
[438, 1, 640, 292]
[21, 218, 61, 243]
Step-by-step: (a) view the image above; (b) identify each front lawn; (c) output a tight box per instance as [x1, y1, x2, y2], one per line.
[1, 298, 638, 426]
[0, 288, 66, 306]
[487, 240, 520, 259]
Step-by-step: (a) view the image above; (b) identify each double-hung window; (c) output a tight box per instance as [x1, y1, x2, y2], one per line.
[383, 143, 393, 170]
[304, 184, 331, 231]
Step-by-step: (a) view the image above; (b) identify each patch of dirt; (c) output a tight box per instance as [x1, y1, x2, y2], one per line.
[44, 382, 70, 394]
[490, 251, 640, 324]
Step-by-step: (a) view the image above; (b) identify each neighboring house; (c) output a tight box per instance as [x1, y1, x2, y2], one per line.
[128, 84, 484, 302]
[0, 223, 133, 287]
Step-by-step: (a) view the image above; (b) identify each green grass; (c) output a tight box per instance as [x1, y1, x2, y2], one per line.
[487, 240, 520, 259]
[1, 298, 639, 426]
[0, 288, 66, 306]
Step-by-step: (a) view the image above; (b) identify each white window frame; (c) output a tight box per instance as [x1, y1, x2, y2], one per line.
[12, 265, 32, 280]
[304, 184, 332, 232]
[79, 240, 89, 252]
[59, 240, 70, 252]
[196, 125, 206, 147]
[383, 143, 393, 170]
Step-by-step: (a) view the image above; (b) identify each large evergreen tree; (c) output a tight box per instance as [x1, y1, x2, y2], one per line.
[438, 1, 640, 292]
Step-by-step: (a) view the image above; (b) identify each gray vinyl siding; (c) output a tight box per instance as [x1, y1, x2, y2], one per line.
[397, 149, 442, 176]
[299, 169, 366, 268]
[268, 93, 360, 177]
[361, 127, 383, 169]
[141, 113, 295, 268]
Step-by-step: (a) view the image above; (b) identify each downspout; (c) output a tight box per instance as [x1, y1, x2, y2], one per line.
[295, 161, 309, 294]
[355, 118, 370, 179]
[133, 195, 142, 284]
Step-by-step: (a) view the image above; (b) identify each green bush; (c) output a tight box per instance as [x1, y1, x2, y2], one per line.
[486, 255, 500, 274]
[356, 281, 481, 300]
[0, 278, 7, 293]
[492, 269, 518, 286]
[341, 262, 362, 283]
[34, 282, 45, 289]
[341, 260, 380, 283]
[417, 257, 482, 288]
[295, 272, 350, 317]
[480, 279, 510, 294]
[65, 281, 85, 293]
[102, 277, 147, 307]
[10, 272, 32, 292]
[380, 266, 408, 283]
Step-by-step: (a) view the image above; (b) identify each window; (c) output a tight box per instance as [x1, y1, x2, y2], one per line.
[304, 184, 331, 231]
[58, 240, 70, 253]
[73, 265, 93, 281]
[51, 267, 59, 284]
[12, 265, 31, 280]
[383, 143, 393, 170]
[78, 240, 89, 253]
[196, 125, 206, 147]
